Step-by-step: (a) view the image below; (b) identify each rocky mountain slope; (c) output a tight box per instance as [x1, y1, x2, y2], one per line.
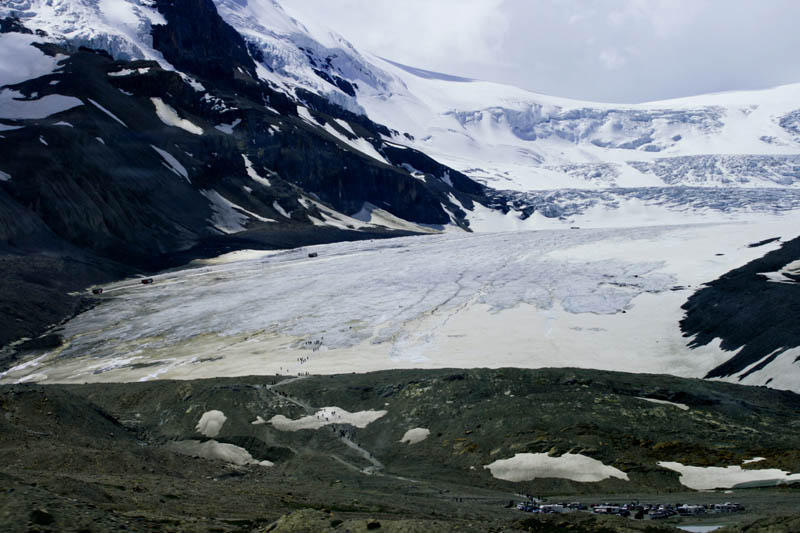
[0, 0, 488, 346]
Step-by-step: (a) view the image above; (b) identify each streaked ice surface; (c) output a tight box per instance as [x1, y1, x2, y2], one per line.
[2, 219, 799, 388]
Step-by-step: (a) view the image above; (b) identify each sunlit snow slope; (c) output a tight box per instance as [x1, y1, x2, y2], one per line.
[212, 0, 800, 192]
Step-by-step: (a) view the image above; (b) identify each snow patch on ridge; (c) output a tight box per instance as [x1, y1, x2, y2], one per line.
[151, 145, 189, 182]
[152, 97, 203, 135]
[215, 118, 241, 134]
[87, 98, 127, 127]
[242, 154, 271, 187]
[201, 189, 254, 234]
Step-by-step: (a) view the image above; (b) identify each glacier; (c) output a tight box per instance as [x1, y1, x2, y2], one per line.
[3, 218, 798, 392]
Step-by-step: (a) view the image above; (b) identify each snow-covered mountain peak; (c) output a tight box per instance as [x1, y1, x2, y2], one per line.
[214, 0, 391, 114]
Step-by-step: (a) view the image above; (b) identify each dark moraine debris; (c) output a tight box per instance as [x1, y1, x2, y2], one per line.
[681, 236, 800, 379]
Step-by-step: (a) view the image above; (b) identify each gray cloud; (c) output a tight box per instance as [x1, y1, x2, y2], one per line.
[281, 0, 800, 103]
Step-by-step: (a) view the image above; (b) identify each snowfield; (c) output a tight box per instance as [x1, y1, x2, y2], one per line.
[484, 453, 629, 483]
[658, 461, 800, 490]
[2, 217, 798, 391]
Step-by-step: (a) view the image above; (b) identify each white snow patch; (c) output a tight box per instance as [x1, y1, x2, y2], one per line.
[272, 201, 290, 219]
[242, 154, 271, 187]
[462, 198, 542, 233]
[196, 409, 226, 438]
[758, 259, 800, 284]
[151, 97, 203, 135]
[215, 118, 241, 134]
[108, 67, 150, 77]
[302, 197, 374, 230]
[200, 190, 248, 234]
[485, 453, 629, 483]
[0, 123, 23, 132]
[296, 106, 388, 164]
[87, 98, 127, 127]
[743, 457, 766, 464]
[400, 163, 426, 181]
[334, 118, 355, 135]
[296, 105, 315, 124]
[0, 90, 83, 120]
[53, 121, 73, 127]
[269, 407, 387, 431]
[441, 170, 453, 187]
[251, 416, 266, 425]
[322, 121, 389, 164]
[658, 461, 800, 490]
[0, 33, 60, 87]
[0, 170, 10, 182]
[150, 145, 189, 182]
[200, 190, 275, 233]
[168, 440, 273, 467]
[635, 397, 689, 411]
[95, 137, 105, 145]
[179, 73, 205, 91]
[38, 136, 48, 146]
[399, 427, 430, 444]
[351, 202, 439, 233]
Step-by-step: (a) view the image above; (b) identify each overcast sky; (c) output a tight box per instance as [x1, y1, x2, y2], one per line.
[283, 0, 800, 103]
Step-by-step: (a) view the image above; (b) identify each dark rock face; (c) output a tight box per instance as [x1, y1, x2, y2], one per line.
[0, 16, 33, 34]
[152, 0, 257, 82]
[681, 237, 800, 380]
